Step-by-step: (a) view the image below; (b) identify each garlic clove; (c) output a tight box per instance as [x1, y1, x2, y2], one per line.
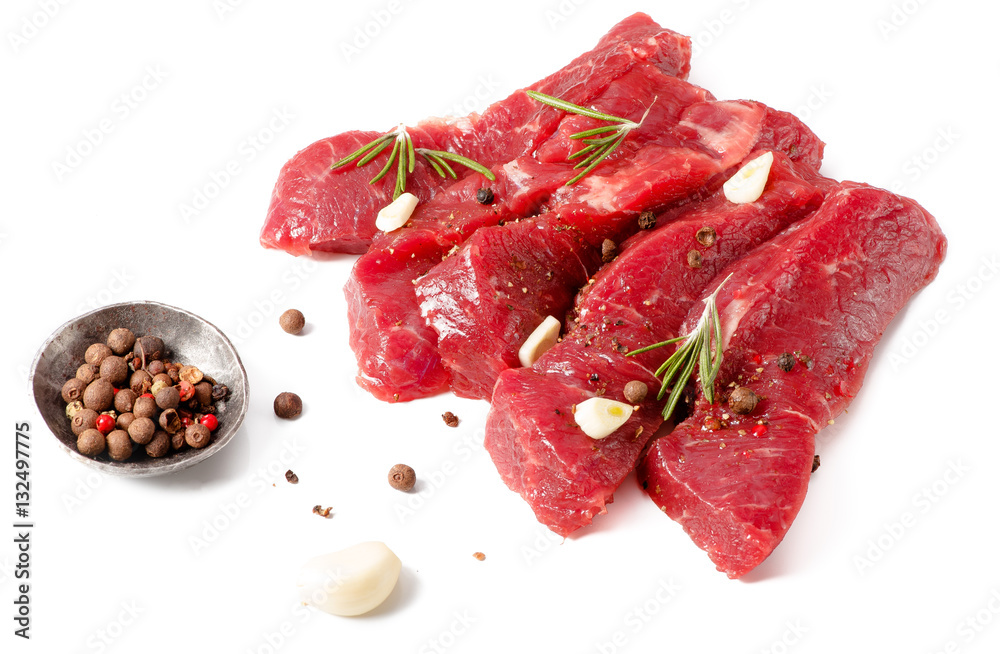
[723, 151, 774, 204]
[296, 541, 402, 617]
[518, 315, 562, 368]
[375, 193, 419, 232]
[574, 397, 634, 439]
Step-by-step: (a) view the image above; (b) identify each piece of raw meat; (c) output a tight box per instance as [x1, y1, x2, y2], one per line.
[414, 105, 824, 401]
[484, 152, 827, 536]
[348, 66, 718, 402]
[259, 13, 692, 255]
[637, 182, 946, 578]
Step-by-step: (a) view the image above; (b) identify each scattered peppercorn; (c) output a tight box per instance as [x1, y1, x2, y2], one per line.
[473, 552, 486, 561]
[637, 211, 656, 230]
[178, 365, 204, 384]
[106, 328, 136, 355]
[475, 187, 494, 205]
[623, 380, 648, 404]
[95, 414, 115, 435]
[703, 416, 723, 431]
[687, 249, 703, 269]
[695, 226, 717, 247]
[212, 384, 230, 401]
[811, 455, 821, 473]
[285, 470, 299, 484]
[279, 309, 306, 335]
[312, 505, 333, 518]
[728, 387, 759, 415]
[388, 464, 416, 492]
[601, 239, 617, 263]
[776, 352, 795, 372]
[442, 412, 459, 428]
[274, 392, 302, 419]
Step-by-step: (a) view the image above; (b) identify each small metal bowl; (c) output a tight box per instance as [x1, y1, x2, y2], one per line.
[30, 301, 249, 477]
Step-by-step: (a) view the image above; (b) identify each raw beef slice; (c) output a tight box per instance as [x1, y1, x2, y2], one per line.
[637, 182, 946, 578]
[484, 151, 827, 536]
[260, 12, 692, 255]
[348, 67, 717, 402]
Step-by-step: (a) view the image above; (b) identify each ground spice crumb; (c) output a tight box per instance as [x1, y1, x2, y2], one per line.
[285, 470, 299, 484]
[443, 412, 459, 428]
[473, 552, 486, 561]
[638, 211, 656, 230]
[312, 505, 332, 518]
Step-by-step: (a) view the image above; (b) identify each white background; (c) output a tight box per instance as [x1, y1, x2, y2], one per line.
[2, 0, 999, 652]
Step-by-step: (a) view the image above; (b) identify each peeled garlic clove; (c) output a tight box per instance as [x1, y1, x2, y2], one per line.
[574, 397, 634, 439]
[375, 193, 419, 232]
[297, 541, 401, 617]
[518, 315, 562, 368]
[723, 151, 774, 204]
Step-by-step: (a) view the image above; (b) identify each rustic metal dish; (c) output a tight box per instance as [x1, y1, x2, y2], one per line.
[29, 301, 249, 477]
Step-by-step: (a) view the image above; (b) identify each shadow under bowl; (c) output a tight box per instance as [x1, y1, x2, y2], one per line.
[29, 301, 249, 477]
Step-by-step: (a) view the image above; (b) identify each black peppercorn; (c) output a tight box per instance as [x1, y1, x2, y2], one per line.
[638, 211, 656, 230]
[274, 392, 302, 419]
[776, 352, 795, 372]
[728, 386, 759, 415]
[212, 384, 230, 401]
[388, 464, 416, 491]
[279, 309, 306, 335]
[475, 187, 494, 205]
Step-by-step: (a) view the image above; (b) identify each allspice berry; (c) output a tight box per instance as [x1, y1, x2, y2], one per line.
[623, 380, 648, 404]
[84, 343, 113, 366]
[388, 464, 416, 492]
[106, 430, 133, 461]
[170, 430, 187, 451]
[279, 309, 305, 335]
[77, 428, 106, 457]
[274, 392, 302, 419]
[83, 379, 115, 411]
[185, 423, 211, 449]
[99, 355, 129, 386]
[147, 360, 166, 376]
[158, 408, 183, 434]
[687, 249, 703, 269]
[71, 409, 99, 436]
[61, 378, 88, 403]
[114, 388, 137, 414]
[145, 430, 170, 458]
[116, 412, 136, 431]
[132, 395, 157, 419]
[194, 381, 213, 406]
[76, 363, 100, 384]
[728, 386, 759, 415]
[107, 328, 136, 355]
[135, 335, 165, 361]
[130, 370, 153, 395]
[128, 417, 156, 445]
[155, 386, 180, 410]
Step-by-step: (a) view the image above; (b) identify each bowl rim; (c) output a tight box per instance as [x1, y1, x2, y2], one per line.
[29, 300, 250, 478]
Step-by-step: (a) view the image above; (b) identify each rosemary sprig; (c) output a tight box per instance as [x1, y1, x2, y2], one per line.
[626, 274, 733, 421]
[330, 124, 496, 199]
[526, 90, 655, 185]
